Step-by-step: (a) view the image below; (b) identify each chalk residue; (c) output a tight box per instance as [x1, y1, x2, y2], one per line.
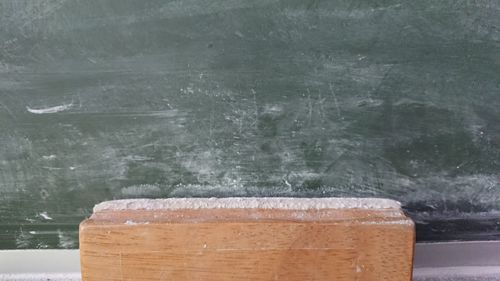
[42, 155, 57, 160]
[0, 273, 82, 281]
[121, 184, 161, 197]
[57, 230, 76, 249]
[26, 103, 72, 114]
[38, 212, 53, 220]
[94, 197, 401, 213]
[360, 219, 413, 225]
[124, 220, 149, 225]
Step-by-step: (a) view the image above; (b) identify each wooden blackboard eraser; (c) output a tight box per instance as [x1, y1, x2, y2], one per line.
[80, 197, 414, 281]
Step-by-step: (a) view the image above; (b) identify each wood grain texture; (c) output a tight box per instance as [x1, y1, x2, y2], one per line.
[80, 199, 415, 281]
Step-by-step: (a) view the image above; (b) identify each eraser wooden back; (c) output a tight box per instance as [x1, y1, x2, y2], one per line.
[80, 197, 414, 281]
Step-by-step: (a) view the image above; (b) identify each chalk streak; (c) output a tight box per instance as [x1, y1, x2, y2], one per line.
[26, 103, 72, 114]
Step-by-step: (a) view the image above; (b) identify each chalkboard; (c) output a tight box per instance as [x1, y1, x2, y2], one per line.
[1, 0, 499, 249]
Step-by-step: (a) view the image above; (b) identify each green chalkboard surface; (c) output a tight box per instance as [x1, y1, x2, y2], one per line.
[1, 0, 500, 249]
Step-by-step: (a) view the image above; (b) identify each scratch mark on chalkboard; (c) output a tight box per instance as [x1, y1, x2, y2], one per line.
[11, 0, 69, 30]
[307, 90, 313, 125]
[123, 155, 154, 162]
[329, 83, 342, 119]
[251, 89, 258, 130]
[41, 166, 63, 171]
[318, 93, 326, 121]
[0, 101, 16, 120]
[158, 0, 279, 19]
[26, 102, 73, 114]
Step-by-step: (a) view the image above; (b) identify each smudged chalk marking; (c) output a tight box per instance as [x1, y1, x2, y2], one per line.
[39, 212, 53, 220]
[26, 103, 72, 114]
[42, 155, 57, 160]
[121, 184, 161, 197]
